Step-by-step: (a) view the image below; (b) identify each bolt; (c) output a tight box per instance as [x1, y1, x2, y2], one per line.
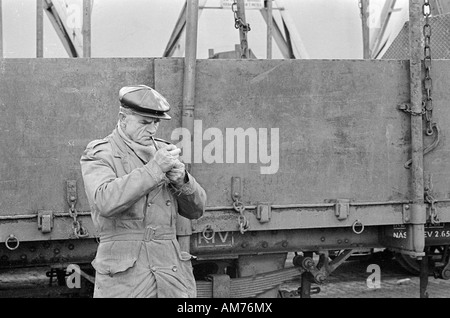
[315, 273, 327, 283]
[337, 239, 342, 244]
[261, 241, 268, 248]
[281, 241, 288, 248]
[344, 239, 349, 243]
[405, 204, 410, 210]
[241, 242, 248, 248]
[320, 236, 326, 242]
[20, 254, 27, 260]
[54, 248, 60, 254]
[303, 258, 315, 269]
[68, 244, 75, 250]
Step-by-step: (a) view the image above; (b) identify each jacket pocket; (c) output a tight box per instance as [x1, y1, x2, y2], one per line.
[172, 240, 196, 297]
[91, 241, 141, 276]
[92, 257, 137, 276]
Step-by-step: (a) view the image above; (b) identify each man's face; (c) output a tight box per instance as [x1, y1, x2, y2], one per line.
[122, 112, 161, 146]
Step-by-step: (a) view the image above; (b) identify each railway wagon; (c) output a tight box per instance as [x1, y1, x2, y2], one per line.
[0, 56, 449, 298]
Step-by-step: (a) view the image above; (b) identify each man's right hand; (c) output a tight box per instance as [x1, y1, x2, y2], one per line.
[153, 144, 181, 172]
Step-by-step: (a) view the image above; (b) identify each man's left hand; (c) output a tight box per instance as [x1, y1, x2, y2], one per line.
[166, 160, 186, 188]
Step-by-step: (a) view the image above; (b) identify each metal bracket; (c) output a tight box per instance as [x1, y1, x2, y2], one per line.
[256, 203, 271, 223]
[210, 274, 230, 298]
[403, 204, 411, 223]
[66, 180, 77, 206]
[38, 210, 54, 233]
[335, 199, 350, 220]
[231, 176, 242, 201]
[402, 203, 427, 224]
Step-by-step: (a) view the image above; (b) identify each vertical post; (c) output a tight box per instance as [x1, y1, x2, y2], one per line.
[178, 0, 199, 253]
[408, 0, 427, 297]
[360, 0, 371, 59]
[0, 0, 3, 58]
[83, 0, 91, 57]
[299, 252, 313, 298]
[266, 0, 272, 59]
[36, 0, 44, 58]
[419, 248, 429, 298]
[236, 0, 249, 59]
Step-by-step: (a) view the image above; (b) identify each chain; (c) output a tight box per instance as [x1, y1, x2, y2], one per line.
[422, 1, 440, 225]
[424, 175, 440, 225]
[231, 0, 251, 59]
[231, 1, 251, 32]
[233, 198, 249, 234]
[423, 0, 434, 136]
[68, 199, 89, 238]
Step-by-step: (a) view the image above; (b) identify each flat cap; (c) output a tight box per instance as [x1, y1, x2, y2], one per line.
[119, 85, 171, 120]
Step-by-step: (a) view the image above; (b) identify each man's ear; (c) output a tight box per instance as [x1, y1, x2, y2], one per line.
[118, 112, 126, 123]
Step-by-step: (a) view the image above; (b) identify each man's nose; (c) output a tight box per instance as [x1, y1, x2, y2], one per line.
[147, 123, 158, 133]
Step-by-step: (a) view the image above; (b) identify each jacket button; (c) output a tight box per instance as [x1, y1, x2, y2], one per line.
[172, 265, 177, 272]
[147, 202, 152, 207]
[166, 200, 171, 206]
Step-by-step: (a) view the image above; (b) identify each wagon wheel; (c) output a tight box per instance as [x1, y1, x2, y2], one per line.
[393, 246, 442, 276]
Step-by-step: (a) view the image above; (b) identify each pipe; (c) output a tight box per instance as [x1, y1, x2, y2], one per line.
[266, 0, 273, 59]
[36, 0, 44, 58]
[177, 0, 199, 253]
[83, 0, 91, 57]
[407, 0, 426, 255]
[0, 0, 3, 58]
[360, 0, 371, 59]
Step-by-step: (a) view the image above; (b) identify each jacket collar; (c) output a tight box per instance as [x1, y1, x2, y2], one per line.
[110, 128, 130, 159]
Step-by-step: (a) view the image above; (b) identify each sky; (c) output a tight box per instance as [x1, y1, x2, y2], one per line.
[1, 0, 410, 59]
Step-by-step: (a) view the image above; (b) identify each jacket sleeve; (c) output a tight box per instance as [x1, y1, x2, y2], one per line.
[80, 140, 165, 218]
[171, 172, 207, 220]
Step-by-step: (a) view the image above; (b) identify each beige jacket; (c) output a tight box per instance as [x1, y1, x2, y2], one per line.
[80, 128, 206, 297]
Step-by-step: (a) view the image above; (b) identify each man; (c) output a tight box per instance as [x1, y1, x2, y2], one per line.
[80, 85, 206, 298]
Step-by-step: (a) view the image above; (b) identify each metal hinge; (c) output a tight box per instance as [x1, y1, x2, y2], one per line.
[38, 210, 54, 233]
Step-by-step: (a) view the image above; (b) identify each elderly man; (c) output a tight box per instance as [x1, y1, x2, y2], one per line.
[80, 85, 206, 298]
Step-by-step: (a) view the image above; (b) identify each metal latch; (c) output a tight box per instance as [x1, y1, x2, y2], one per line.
[335, 199, 350, 220]
[257, 203, 271, 223]
[231, 176, 242, 201]
[66, 180, 77, 206]
[38, 210, 54, 233]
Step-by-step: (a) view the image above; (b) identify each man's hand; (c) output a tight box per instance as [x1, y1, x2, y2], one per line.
[153, 144, 181, 173]
[166, 160, 186, 188]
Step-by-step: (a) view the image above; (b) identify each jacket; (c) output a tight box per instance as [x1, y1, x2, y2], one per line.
[80, 128, 206, 297]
